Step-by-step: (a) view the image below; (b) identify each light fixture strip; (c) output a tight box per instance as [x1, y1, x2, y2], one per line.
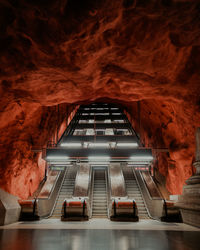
[117, 142, 138, 147]
[130, 155, 153, 161]
[88, 142, 110, 148]
[46, 156, 69, 160]
[60, 143, 82, 147]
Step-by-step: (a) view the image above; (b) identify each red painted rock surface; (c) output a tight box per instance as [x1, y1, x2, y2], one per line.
[0, 0, 200, 198]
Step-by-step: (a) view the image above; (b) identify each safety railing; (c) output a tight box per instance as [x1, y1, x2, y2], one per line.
[37, 170, 66, 218]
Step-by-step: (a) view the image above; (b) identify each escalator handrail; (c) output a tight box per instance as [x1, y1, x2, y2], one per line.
[45, 168, 68, 218]
[133, 168, 165, 219]
[104, 168, 110, 218]
[132, 168, 155, 219]
[138, 171, 163, 201]
[89, 169, 95, 218]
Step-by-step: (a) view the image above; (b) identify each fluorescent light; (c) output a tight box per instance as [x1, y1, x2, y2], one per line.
[117, 142, 138, 147]
[88, 156, 110, 161]
[60, 143, 82, 147]
[49, 161, 72, 165]
[88, 143, 110, 148]
[51, 164, 71, 166]
[128, 163, 150, 166]
[114, 120, 124, 123]
[46, 156, 69, 160]
[130, 156, 153, 161]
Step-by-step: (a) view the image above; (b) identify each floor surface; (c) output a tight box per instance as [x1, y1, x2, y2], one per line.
[0, 219, 200, 250]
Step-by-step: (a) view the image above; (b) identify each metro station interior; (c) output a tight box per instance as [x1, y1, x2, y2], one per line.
[0, 0, 200, 249]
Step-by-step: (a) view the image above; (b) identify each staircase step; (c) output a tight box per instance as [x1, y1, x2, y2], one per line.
[123, 167, 149, 219]
[51, 167, 77, 217]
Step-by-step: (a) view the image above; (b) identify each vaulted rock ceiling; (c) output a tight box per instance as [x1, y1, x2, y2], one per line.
[0, 0, 200, 198]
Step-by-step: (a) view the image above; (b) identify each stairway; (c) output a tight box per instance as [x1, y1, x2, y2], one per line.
[92, 170, 108, 218]
[122, 166, 149, 219]
[51, 166, 77, 218]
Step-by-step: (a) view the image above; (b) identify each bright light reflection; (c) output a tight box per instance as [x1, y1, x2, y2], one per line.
[130, 156, 153, 161]
[46, 156, 69, 160]
[49, 162, 72, 165]
[88, 143, 110, 148]
[117, 142, 138, 147]
[51, 164, 71, 166]
[60, 143, 82, 147]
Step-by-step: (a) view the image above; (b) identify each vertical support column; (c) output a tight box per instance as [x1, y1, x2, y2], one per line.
[177, 127, 200, 227]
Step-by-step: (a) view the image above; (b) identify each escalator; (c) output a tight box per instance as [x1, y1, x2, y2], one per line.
[51, 166, 77, 218]
[92, 169, 108, 218]
[122, 166, 149, 219]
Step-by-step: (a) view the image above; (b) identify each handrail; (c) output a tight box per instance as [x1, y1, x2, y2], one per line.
[105, 168, 110, 218]
[132, 169, 154, 219]
[33, 198, 37, 217]
[38, 171, 61, 200]
[106, 166, 112, 218]
[89, 168, 95, 218]
[139, 171, 164, 202]
[45, 168, 68, 218]
[133, 168, 164, 219]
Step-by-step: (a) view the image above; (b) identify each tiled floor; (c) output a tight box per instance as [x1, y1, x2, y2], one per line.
[0, 219, 200, 250]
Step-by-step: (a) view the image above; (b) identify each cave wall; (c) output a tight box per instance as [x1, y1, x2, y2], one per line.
[0, 103, 75, 199]
[0, 0, 200, 198]
[125, 99, 199, 194]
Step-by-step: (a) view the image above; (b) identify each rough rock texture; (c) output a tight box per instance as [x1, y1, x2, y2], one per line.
[0, 0, 200, 198]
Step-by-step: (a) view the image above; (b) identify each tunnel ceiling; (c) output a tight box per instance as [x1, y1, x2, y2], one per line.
[0, 0, 200, 198]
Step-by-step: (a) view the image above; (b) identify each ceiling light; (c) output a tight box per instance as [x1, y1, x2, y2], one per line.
[88, 143, 110, 148]
[46, 156, 69, 160]
[117, 142, 138, 147]
[50, 164, 72, 166]
[48, 161, 72, 165]
[60, 143, 82, 147]
[130, 156, 153, 161]
[114, 120, 124, 123]
[128, 162, 150, 166]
